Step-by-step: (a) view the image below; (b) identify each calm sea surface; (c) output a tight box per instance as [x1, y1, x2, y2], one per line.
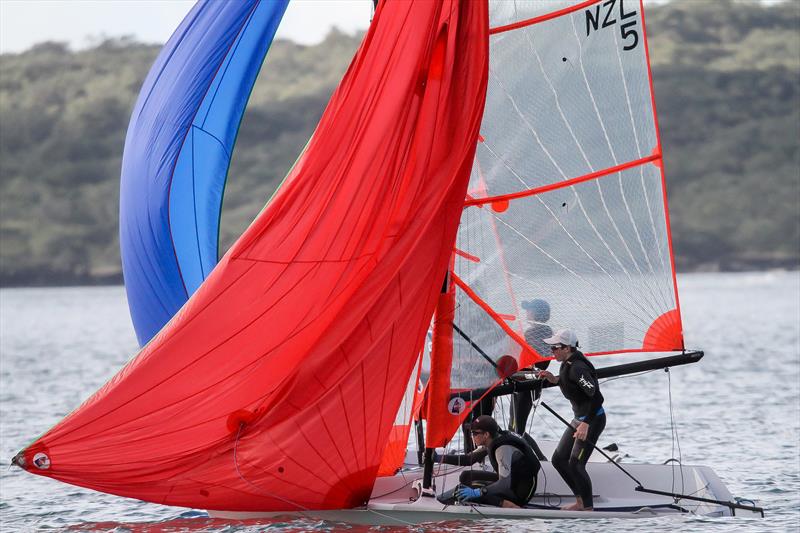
[1, 272, 798, 532]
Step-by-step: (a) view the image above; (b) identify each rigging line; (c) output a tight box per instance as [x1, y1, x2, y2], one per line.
[476, 142, 658, 322]
[485, 72, 643, 306]
[686, 482, 711, 498]
[453, 275, 538, 362]
[453, 322, 499, 369]
[365, 508, 416, 526]
[529, 398, 560, 509]
[667, 368, 685, 496]
[540, 402, 645, 487]
[668, 369, 676, 495]
[488, 214, 654, 331]
[567, 18, 655, 296]
[467, 503, 490, 518]
[599, 368, 659, 384]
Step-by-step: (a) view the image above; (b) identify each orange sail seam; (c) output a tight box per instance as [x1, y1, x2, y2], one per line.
[463, 153, 661, 209]
[490, 0, 602, 35]
[451, 273, 541, 368]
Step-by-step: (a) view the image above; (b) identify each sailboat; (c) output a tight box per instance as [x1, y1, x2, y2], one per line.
[14, 0, 763, 525]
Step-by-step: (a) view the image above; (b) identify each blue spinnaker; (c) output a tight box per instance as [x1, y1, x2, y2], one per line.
[120, 0, 288, 346]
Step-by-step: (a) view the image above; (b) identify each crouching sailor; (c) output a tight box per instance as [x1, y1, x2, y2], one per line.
[434, 415, 539, 508]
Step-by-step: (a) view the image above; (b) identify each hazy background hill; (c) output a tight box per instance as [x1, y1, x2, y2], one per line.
[0, 0, 798, 286]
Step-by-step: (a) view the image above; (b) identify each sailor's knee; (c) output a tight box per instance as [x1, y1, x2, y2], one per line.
[567, 457, 582, 468]
[551, 456, 567, 471]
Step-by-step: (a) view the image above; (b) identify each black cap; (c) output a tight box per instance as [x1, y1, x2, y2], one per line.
[471, 415, 499, 436]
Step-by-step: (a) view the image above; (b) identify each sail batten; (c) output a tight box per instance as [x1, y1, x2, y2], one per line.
[489, 0, 602, 35]
[463, 153, 661, 207]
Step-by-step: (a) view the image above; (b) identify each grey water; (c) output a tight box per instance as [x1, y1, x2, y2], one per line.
[1, 272, 798, 532]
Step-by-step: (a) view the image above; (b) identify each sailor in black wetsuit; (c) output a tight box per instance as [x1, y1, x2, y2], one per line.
[538, 329, 605, 511]
[434, 415, 539, 508]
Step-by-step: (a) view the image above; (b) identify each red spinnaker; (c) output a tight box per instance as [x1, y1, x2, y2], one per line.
[18, 0, 488, 511]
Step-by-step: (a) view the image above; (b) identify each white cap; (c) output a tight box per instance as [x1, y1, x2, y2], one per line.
[543, 328, 578, 347]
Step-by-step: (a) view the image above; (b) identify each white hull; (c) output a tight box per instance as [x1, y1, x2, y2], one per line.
[209, 445, 757, 525]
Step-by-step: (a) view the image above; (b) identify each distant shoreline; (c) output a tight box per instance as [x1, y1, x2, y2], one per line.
[2, 260, 797, 289]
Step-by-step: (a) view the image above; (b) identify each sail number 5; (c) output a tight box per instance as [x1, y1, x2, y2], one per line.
[585, 0, 639, 51]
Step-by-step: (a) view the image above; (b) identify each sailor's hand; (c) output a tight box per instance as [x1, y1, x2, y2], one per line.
[537, 370, 557, 384]
[574, 421, 589, 441]
[456, 486, 482, 502]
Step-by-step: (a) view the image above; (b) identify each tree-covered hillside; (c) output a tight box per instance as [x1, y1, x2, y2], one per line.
[0, 0, 798, 286]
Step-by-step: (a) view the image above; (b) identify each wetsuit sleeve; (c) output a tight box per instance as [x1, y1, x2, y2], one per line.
[569, 362, 602, 423]
[482, 473, 514, 500]
[439, 447, 488, 467]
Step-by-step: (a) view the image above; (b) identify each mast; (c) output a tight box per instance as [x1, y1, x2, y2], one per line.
[423, 271, 456, 490]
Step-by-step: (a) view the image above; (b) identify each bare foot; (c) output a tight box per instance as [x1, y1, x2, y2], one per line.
[561, 502, 580, 511]
[501, 500, 520, 508]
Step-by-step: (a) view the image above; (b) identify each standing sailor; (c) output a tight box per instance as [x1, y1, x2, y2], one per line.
[537, 329, 605, 511]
